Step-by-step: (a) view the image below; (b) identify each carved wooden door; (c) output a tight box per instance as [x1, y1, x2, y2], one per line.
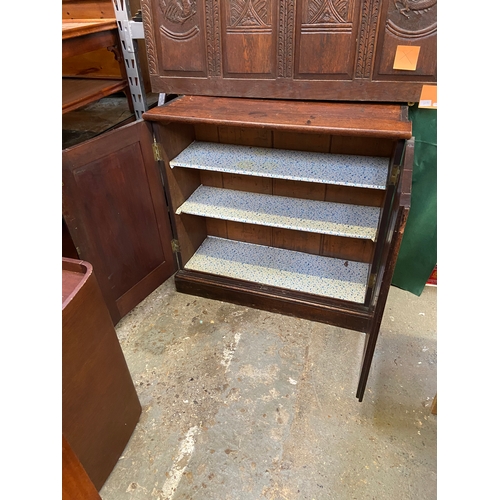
[141, 0, 436, 101]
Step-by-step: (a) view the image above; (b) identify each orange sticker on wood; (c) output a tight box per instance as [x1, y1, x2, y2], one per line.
[393, 45, 420, 71]
[419, 85, 437, 109]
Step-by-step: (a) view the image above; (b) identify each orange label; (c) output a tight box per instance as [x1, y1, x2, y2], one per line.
[419, 85, 437, 109]
[393, 45, 420, 71]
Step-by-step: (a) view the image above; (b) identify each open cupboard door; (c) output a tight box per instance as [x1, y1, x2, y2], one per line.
[62, 120, 177, 325]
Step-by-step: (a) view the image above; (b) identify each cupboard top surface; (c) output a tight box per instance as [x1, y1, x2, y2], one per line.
[143, 95, 412, 138]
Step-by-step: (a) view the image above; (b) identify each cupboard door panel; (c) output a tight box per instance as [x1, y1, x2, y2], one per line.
[146, 0, 208, 76]
[62, 121, 176, 324]
[295, 0, 361, 78]
[222, 0, 277, 77]
[372, 0, 437, 80]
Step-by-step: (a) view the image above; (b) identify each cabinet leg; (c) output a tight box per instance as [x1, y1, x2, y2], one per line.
[356, 323, 381, 401]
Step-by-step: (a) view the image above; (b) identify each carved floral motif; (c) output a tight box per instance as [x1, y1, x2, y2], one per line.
[355, 0, 380, 78]
[388, 0, 437, 37]
[141, 0, 158, 75]
[278, 0, 294, 78]
[307, 0, 349, 24]
[229, 0, 270, 28]
[394, 0, 436, 19]
[160, 0, 197, 24]
[206, 0, 222, 75]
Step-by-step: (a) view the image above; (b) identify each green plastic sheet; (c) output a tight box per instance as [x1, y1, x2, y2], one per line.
[391, 105, 437, 296]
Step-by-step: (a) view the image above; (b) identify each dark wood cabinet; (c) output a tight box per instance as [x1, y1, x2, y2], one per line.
[62, 436, 102, 500]
[63, 95, 414, 401]
[62, 0, 432, 401]
[62, 258, 142, 490]
[141, 0, 436, 101]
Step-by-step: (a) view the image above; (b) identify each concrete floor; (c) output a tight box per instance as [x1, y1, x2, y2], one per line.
[99, 278, 437, 500]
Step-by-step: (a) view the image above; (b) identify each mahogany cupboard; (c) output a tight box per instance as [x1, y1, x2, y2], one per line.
[63, 96, 414, 402]
[62, 0, 435, 401]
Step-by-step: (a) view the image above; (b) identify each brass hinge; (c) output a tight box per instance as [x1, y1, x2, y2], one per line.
[171, 239, 181, 253]
[389, 165, 400, 185]
[152, 137, 163, 162]
[368, 273, 376, 288]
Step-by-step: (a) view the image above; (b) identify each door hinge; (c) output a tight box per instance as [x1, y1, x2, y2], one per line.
[171, 239, 181, 253]
[368, 273, 376, 288]
[389, 165, 400, 185]
[152, 137, 163, 162]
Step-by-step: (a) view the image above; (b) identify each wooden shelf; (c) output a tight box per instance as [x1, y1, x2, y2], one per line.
[62, 78, 128, 114]
[144, 96, 412, 139]
[62, 18, 118, 39]
[62, 19, 120, 59]
[184, 237, 369, 304]
[177, 186, 381, 240]
[62, 15, 131, 115]
[170, 141, 389, 190]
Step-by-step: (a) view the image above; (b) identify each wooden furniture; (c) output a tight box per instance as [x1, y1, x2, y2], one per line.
[63, 96, 413, 401]
[63, 0, 434, 400]
[62, 436, 102, 500]
[141, 0, 436, 102]
[62, 123, 177, 325]
[62, 15, 131, 113]
[62, 258, 142, 490]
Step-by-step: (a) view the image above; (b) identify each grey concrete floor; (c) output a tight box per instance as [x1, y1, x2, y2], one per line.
[99, 278, 437, 500]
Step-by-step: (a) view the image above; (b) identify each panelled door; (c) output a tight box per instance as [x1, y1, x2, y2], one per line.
[62, 120, 177, 324]
[141, 0, 436, 102]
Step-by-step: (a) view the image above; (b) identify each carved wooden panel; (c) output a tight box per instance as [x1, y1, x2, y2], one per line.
[221, 0, 277, 77]
[373, 0, 437, 80]
[141, 0, 437, 101]
[294, 0, 361, 78]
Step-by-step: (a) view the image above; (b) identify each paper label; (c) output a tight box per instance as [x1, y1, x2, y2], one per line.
[393, 45, 420, 71]
[418, 85, 437, 109]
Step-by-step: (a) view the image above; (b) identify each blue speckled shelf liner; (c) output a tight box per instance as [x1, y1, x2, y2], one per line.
[184, 237, 369, 303]
[170, 141, 389, 190]
[177, 186, 380, 240]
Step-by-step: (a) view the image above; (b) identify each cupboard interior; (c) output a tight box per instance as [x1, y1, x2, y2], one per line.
[154, 121, 398, 303]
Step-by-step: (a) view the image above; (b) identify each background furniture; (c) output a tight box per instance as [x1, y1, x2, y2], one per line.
[62, 16, 132, 114]
[62, 436, 102, 500]
[62, 0, 149, 118]
[62, 258, 142, 490]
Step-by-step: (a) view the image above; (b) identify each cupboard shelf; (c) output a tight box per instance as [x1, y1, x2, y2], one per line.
[184, 237, 370, 304]
[170, 141, 390, 190]
[176, 186, 381, 240]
